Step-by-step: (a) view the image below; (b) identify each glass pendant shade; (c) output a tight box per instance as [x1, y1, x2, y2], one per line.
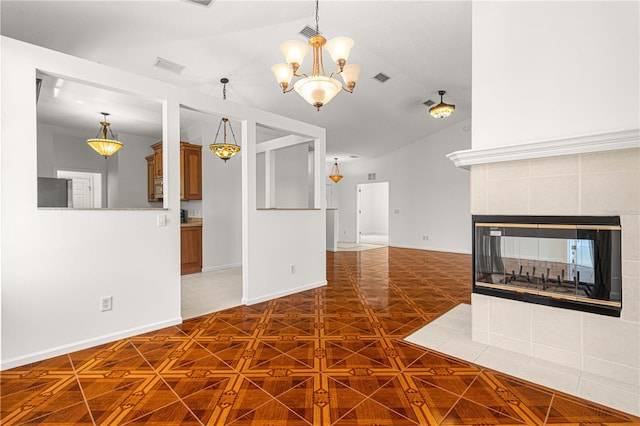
[210, 143, 240, 162]
[280, 40, 309, 67]
[340, 64, 361, 91]
[87, 113, 123, 158]
[271, 63, 293, 86]
[324, 37, 354, 65]
[209, 117, 240, 162]
[294, 76, 342, 111]
[329, 158, 343, 183]
[87, 138, 123, 157]
[429, 90, 455, 119]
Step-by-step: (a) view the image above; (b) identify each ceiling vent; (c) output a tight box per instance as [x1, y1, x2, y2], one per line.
[423, 99, 436, 107]
[373, 73, 390, 83]
[184, 0, 214, 6]
[153, 57, 185, 74]
[349, 155, 359, 159]
[299, 25, 319, 39]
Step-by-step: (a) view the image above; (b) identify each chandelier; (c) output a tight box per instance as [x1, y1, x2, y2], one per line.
[209, 78, 240, 162]
[271, 0, 361, 111]
[87, 112, 123, 158]
[429, 90, 456, 119]
[329, 158, 343, 183]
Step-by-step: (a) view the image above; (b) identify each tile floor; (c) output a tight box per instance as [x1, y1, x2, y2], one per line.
[406, 304, 640, 416]
[181, 268, 242, 320]
[1, 248, 638, 425]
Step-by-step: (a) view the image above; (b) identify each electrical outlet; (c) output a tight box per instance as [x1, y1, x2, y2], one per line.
[422, 235, 429, 241]
[101, 296, 113, 312]
[290, 264, 296, 274]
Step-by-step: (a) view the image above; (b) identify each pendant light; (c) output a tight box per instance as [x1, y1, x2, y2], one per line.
[429, 90, 455, 119]
[87, 112, 123, 158]
[271, 0, 361, 111]
[329, 158, 343, 183]
[209, 78, 241, 162]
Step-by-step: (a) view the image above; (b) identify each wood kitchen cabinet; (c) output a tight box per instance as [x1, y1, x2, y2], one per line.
[180, 142, 202, 201]
[145, 141, 202, 201]
[145, 154, 161, 202]
[181, 225, 202, 275]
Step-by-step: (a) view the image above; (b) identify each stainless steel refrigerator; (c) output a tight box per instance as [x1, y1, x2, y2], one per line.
[37, 177, 72, 207]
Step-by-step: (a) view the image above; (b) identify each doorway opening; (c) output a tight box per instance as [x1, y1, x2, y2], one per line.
[356, 181, 389, 246]
[57, 170, 102, 208]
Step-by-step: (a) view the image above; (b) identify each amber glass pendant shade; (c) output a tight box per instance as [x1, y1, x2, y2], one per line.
[87, 113, 123, 158]
[329, 158, 343, 183]
[209, 117, 240, 162]
[429, 90, 455, 119]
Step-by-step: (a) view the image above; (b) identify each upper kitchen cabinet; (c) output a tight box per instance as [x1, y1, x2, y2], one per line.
[146, 141, 202, 201]
[180, 142, 202, 201]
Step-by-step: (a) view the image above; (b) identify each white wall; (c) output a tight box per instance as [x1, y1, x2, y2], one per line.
[275, 143, 309, 208]
[334, 119, 472, 254]
[115, 132, 159, 208]
[473, 1, 639, 150]
[1, 37, 326, 369]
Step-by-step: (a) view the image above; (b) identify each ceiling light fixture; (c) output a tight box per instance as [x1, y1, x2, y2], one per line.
[87, 112, 123, 158]
[271, 0, 361, 111]
[329, 158, 343, 183]
[209, 78, 240, 162]
[429, 90, 455, 119]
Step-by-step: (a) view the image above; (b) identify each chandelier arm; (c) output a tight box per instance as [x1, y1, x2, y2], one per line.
[283, 86, 297, 94]
[340, 85, 352, 93]
[293, 71, 309, 78]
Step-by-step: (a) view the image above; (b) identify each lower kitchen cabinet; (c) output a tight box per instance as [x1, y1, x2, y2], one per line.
[181, 225, 202, 275]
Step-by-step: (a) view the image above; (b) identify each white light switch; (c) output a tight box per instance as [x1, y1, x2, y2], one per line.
[157, 214, 167, 227]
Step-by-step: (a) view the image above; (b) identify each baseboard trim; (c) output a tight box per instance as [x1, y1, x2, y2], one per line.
[241, 280, 327, 306]
[202, 263, 242, 273]
[390, 244, 472, 255]
[1, 317, 183, 371]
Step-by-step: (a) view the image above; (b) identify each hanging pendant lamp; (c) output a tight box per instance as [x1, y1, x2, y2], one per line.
[209, 78, 241, 162]
[329, 158, 343, 183]
[87, 112, 123, 158]
[429, 90, 455, 119]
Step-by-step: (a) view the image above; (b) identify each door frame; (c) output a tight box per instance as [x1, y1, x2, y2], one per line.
[356, 181, 390, 245]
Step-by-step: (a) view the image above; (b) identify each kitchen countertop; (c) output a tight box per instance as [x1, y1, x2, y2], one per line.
[181, 218, 202, 227]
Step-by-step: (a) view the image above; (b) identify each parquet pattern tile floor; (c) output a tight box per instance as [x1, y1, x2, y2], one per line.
[2, 248, 638, 425]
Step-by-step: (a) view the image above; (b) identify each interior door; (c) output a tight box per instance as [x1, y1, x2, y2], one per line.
[57, 170, 101, 208]
[69, 176, 94, 208]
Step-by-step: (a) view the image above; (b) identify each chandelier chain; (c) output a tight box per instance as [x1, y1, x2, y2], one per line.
[315, 0, 319, 35]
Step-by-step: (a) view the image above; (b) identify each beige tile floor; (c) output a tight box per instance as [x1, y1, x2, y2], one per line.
[181, 267, 242, 320]
[405, 304, 640, 416]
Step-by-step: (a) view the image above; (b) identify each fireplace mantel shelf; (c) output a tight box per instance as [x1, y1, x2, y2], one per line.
[447, 129, 639, 169]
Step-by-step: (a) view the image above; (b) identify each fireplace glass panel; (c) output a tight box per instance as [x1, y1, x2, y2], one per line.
[473, 216, 622, 316]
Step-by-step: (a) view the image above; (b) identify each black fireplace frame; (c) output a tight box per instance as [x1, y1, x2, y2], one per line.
[472, 215, 622, 317]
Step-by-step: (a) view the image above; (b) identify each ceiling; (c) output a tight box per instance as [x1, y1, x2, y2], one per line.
[2, 0, 471, 161]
